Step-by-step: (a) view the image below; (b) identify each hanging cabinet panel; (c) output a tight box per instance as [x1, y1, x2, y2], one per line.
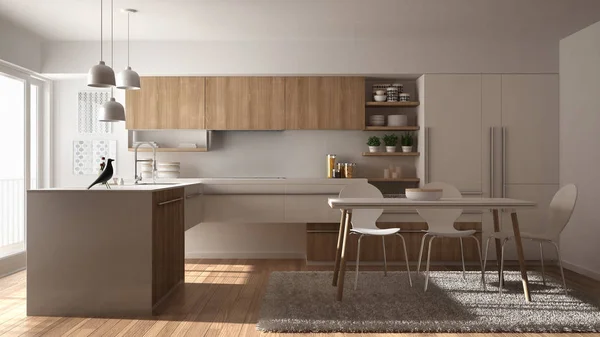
[126, 77, 205, 130]
[205, 77, 285, 130]
[285, 77, 365, 130]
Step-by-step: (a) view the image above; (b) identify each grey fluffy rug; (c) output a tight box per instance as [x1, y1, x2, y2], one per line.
[257, 270, 600, 333]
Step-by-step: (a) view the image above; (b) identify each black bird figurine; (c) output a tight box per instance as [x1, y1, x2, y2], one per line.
[87, 158, 115, 190]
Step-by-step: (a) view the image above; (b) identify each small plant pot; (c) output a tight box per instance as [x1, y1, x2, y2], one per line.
[385, 146, 396, 153]
[368, 146, 379, 153]
[401, 146, 413, 153]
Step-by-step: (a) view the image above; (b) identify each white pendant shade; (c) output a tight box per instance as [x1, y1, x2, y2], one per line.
[116, 66, 141, 90]
[88, 61, 116, 88]
[99, 97, 125, 122]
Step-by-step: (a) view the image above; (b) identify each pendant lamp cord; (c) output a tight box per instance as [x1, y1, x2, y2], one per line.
[127, 12, 130, 67]
[100, 0, 103, 60]
[110, 0, 114, 96]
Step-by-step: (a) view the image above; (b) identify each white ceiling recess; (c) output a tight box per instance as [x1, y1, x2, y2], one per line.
[1, 0, 600, 42]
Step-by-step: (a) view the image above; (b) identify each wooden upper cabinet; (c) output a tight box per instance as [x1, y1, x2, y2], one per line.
[126, 77, 205, 130]
[285, 77, 365, 130]
[205, 77, 285, 130]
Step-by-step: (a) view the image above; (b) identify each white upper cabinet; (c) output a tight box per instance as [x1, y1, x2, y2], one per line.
[501, 74, 559, 185]
[424, 74, 483, 192]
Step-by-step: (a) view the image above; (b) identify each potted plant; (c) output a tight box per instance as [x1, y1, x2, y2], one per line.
[366, 136, 381, 153]
[401, 132, 414, 153]
[382, 134, 398, 152]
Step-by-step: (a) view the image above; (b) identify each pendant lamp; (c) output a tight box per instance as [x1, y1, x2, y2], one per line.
[116, 9, 141, 90]
[99, 0, 125, 122]
[88, 0, 115, 88]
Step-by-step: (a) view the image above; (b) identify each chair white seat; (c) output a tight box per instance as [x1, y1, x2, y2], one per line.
[425, 229, 476, 237]
[351, 228, 400, 236]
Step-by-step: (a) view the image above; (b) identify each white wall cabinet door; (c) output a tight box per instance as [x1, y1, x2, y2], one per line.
[425, 74, 483, 192]
[501, 75, 559, 185]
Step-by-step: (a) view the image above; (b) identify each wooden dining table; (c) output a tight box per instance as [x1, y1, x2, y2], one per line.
[328, 197, 537, 302]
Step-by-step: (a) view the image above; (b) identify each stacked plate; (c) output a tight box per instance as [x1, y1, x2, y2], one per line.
[157, 162, 181, 179]
[369, 115, 385, 126]
[140, 161, 154, 179]
[388, 115, 408, 127]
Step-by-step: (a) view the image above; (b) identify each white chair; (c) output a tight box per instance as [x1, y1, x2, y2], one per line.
[483, 184, 577, 295]
[339, 183, 412, 290]
[416, 182, 485, 291]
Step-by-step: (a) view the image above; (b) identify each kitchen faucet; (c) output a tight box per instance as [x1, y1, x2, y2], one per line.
[134, 142, 157, 184]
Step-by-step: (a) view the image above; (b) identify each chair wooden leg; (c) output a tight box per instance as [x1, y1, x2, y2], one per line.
[336, 212, 352, 301]
[396, 233, 413, 287]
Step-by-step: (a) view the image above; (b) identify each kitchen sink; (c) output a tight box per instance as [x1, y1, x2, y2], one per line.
[134, 182, 180, 186]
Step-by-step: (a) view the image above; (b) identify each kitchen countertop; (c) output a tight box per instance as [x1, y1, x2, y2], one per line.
[28, 177, 367, 192]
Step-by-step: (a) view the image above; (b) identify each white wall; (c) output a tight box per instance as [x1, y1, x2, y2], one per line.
[0, 17, 43, 72]
[43, 37, 560, 76]
[559, 21, 600, 280]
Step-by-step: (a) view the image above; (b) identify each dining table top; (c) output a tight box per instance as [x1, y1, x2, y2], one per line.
[328, 197, 537, 210]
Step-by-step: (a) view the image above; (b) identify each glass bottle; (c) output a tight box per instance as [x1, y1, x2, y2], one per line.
[327, 154, 336, 178]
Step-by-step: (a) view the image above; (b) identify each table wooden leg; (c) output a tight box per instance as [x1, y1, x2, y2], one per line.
[510, 211, 531, 302]
[332, 209, 347, 286]
[336, 211, 352, 301]
[492, 210, 504, 282]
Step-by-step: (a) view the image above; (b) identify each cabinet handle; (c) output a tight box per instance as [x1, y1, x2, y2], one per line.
[502, 127, 506, 198]
[185, 193, 202, 199]
[490, 127, 494, 198]
[425, 127, 430, 184]
[461, 191, 483, 196]
[157, 197, 183, 206]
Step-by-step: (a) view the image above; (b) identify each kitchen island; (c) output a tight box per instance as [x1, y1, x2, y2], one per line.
[26, 182, 201, 317]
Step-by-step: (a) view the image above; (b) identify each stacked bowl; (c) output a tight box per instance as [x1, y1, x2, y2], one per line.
[157, 162, 181, 179]
[388, 115, 408, 127]
[369, 115, 385, 126]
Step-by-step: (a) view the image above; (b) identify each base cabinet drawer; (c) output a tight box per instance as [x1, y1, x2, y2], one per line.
[306, 222, 482, 262]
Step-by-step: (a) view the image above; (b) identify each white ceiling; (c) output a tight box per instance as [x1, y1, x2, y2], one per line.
[1, 0, 600, 41]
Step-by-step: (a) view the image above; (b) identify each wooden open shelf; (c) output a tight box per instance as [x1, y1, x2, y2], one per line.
[368, 178, 420, 183]
[362, 152, 419, 156]
[366, 101, 420, 107]
[364, 126, 420, 131]
[128, 148, 207, 153]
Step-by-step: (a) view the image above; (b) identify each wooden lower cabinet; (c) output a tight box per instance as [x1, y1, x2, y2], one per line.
[152, 188, 185, 306]
[306, 222, 482, 262]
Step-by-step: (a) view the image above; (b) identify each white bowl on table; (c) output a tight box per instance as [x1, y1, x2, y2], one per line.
[405, 188, 443, 201]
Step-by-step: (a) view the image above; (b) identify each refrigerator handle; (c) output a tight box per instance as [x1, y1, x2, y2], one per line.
[490, 127, 494, 198]
[425, 127, 430, 184]
[502, 126, 506, 198]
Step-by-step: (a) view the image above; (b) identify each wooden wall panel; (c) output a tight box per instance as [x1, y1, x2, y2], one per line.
[307, 222, 482, 262]
[152, 188, 185, 306]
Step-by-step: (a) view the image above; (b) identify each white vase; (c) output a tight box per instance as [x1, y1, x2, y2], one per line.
[368, 146, 379, 153]
[402, 146, 413, 153]
[385, 146, 396, 153]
